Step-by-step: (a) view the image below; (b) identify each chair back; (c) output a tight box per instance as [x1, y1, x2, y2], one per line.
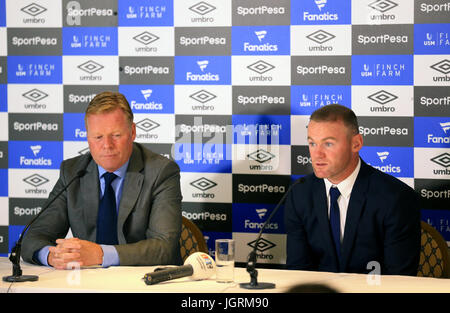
[180, 216, 208, 262]
[418, 221, 450, 278]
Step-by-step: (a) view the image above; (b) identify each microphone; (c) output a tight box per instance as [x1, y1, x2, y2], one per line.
[143, 252, 216, 285]
[240, 176, 305, 290]
[3, 155, 91, 283]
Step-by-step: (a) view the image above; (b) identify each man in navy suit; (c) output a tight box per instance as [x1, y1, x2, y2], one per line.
[285, 104, 421, 275]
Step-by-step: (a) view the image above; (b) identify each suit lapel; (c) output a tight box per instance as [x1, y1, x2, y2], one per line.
[80, 158, 100, 241]
[340, 161, 370, 270]
[117, 144, 144, 243]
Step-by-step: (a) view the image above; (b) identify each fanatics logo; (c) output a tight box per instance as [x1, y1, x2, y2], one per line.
[377, 151, 389, 162]
[77, 60, 104, 74]
[30, 145, 41, 156]
[141, 89, 152, 101]
[315, 0, 327, 11]
[441, 122, 450, 134]
[254, 30, 267, 42]
[190, 177, 217, 191]
[368, 90, 398, 105]
[197, 60, 209, 72]
[256, 208, 267, 219]
[247, 60, 275, 75]
[23, 173, 49, 187]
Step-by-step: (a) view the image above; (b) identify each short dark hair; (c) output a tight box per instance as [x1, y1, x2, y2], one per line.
[85, 91, 133, 127]
[310, 104, 359, 136]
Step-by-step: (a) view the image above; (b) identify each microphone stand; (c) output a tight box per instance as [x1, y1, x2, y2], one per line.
[240, 177, 304, 290]
[3, 169, 87, 283]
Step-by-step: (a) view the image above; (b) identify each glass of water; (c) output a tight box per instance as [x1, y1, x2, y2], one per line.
[215, 239, 235, 283]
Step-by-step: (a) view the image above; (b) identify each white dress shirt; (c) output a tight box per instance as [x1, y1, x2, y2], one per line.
[324, 159, 361, 243]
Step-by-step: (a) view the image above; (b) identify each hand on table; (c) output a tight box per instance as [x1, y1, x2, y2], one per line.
[48, 238, 104, 270]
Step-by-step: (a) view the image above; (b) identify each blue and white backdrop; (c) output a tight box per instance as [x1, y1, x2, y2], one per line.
[0, 0, 449, 266]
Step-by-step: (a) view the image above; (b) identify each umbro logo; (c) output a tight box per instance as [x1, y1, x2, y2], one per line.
[190, 90, 216, 104]
[78, 60, 104, 74]
[189, 1, 216, 15]
[22, 89, 48, 103]
[247, 60, 275, 75]
[430, 59, 450, 75]
[247, 238, 276, 252]
[21, 3, 47, 16]
[23, 174, 49, 188]
[136, 118, 160, 132]
[306, 30, 335, 45]
[368, 0, 398, 13]
[431, 153, 450, 168]
[190, 177, 217, 191]
[368, 90, 398, 105]
[133, 32, 159, 46]
[247, 149, 275, 163]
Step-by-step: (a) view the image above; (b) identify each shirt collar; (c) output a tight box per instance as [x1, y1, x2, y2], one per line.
[98, 160, 129, 180]
[324, 158, 361, 200]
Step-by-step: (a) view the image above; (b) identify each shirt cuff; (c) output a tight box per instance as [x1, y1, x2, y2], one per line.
[35, 246, 50, 266]
[100, 244, 120, 267]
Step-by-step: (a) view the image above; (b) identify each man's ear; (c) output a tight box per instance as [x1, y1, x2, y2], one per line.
[352, 134, 363, 153]
[131, 123, 136, 141]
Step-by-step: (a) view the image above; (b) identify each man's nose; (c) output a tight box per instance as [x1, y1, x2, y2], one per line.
[102, 135, 114, 148]
[311, 146, 325, 159]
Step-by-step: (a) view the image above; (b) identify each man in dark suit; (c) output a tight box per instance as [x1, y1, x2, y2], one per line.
[285, 104, 420, 275]
[22, 91, 182, 268]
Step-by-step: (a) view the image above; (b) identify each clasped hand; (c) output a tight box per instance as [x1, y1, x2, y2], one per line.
[48, 238, 104, 270]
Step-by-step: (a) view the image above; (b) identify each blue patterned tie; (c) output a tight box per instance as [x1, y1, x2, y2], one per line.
[96, 172, 118, 245]
[329, 187, 341, 262]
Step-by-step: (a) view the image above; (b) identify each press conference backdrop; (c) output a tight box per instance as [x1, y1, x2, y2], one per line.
[0, 0, 449, 266]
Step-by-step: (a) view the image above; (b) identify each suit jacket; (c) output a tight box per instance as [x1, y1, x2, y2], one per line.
[285, 159, 421, 276]
[22, 143, 183, 266]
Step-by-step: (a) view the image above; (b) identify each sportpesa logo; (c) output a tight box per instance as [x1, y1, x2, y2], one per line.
[359, 125, 408, 136]
[11, 36, 58, 47]
[14, 121, 58, 132]
[122, 65, 170, 76]
[296, 65, 345, 75]
[238, 183, 285, 194]
[236, 5, 286, 17]
[179, 36, 226, 47]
